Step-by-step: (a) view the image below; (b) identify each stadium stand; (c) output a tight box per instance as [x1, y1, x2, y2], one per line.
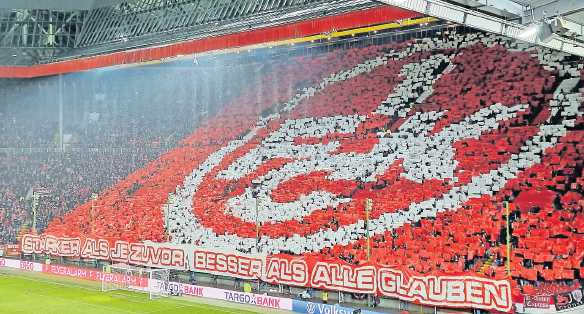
[2, 29, 583, 303]
[0, 61, 255, 243]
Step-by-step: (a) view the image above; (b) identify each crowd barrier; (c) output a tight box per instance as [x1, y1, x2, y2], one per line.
[4, 255, 584, 314]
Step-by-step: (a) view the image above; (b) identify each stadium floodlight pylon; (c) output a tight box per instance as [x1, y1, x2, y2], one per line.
[101, 263, 170, 300]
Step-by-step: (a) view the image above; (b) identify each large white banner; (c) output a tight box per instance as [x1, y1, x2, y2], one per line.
[21, 234, 189, 270]
[20, 234, 513, 312]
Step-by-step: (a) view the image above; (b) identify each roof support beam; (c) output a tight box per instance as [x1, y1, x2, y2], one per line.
[476, 0, 524, 16]
[453, 0, 525, 17]
[558, 17, 584, 38]
[377, 0, 584, 57]
[523, 0, 584, 22]
[522, 0, 584, 39]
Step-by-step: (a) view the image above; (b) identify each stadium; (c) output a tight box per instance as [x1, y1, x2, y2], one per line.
[0, 0, 583, 313]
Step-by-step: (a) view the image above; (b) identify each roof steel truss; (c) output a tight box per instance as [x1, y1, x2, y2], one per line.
[75, 0, 338, 48]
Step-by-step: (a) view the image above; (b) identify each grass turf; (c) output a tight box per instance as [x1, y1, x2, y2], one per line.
[0, 270, 267, 314]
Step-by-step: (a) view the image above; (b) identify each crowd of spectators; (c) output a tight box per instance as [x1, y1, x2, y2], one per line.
[0, 57, 260, 244]
[1, 30, 583, 309]
[0, 148, 162, 243]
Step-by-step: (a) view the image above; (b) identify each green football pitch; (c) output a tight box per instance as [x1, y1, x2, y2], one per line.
[0, 269, 278, 314]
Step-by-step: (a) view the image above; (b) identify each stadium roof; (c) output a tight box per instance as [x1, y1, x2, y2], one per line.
[0, 0, 582, 76]
[380, 0, 584, 56]
[0, 0, 123, 10]
[0, 0, 384, 68]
